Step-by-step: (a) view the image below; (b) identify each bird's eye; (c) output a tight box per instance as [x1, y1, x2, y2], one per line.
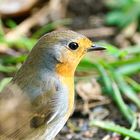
[68, 42, 79, 50]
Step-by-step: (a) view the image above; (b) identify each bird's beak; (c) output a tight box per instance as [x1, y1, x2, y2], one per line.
[87, 44, 106, 52]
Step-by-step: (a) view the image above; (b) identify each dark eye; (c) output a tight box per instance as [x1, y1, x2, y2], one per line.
[68, 42, 79, 50]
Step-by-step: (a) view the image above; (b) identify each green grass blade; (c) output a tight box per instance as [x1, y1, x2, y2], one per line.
[124, 45, 140, 55]
[110, 57, 140, 67]
[114, 72, 140, 108]
[117, 62, 140, 75]
[1, 55, 27, 64]
[125, 77, 140, 92]
[0, 64, 17, 73]
[124, 117, 137, 140]
[0, 77, 12, 92]
[95, 64, 134, 123]
[111, 82, 134, 123]
[89, 120, 140, 140]
[77, 59, 97, 71]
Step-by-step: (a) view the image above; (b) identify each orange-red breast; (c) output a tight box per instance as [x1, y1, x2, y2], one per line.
[0, 30, 105, 140]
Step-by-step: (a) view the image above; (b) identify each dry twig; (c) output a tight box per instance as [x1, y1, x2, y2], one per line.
[5, 0, 69, 41]
[76, 99, 111, 111]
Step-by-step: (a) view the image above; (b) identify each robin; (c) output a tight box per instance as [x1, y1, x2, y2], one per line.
[0, 30, 105, 140]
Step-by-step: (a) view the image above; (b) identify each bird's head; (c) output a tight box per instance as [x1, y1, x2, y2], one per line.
[26, 30, 105, 76]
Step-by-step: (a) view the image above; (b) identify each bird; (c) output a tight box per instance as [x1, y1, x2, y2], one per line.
[0, 30, 105, 140]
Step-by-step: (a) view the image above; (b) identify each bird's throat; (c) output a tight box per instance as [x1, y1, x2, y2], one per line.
[55, 63, 76, 77]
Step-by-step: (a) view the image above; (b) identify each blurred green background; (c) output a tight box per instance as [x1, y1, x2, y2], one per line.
[0, 0, 140, 139]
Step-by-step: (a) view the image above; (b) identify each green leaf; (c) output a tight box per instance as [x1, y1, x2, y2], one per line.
[105, 0, 140, 27]
[106, 11, 124, 25]
[5, 19, 17, 28]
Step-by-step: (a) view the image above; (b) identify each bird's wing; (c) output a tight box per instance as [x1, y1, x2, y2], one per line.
[0, 81, 58, 139]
